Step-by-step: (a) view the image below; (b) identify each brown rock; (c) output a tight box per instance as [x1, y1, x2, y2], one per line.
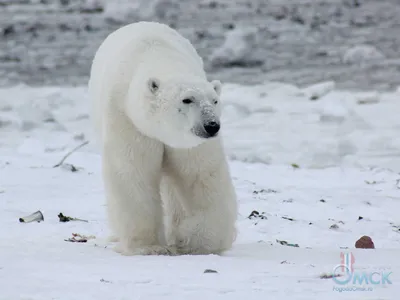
[355, 236, 375, 249]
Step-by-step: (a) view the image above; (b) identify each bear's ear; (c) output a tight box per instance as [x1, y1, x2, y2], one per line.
[211, 79, 222, 96]
[148, 78, 160, 94]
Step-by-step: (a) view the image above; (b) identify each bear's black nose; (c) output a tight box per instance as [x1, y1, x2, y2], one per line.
[204, 121, 220, 137]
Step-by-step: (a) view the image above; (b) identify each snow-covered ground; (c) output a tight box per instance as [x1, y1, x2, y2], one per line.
[1, 82, 400, 299]
[1, 81, 400, 170]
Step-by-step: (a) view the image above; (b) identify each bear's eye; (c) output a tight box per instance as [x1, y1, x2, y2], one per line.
[213, 100, 218, 105]
[182, 98, 193, 104]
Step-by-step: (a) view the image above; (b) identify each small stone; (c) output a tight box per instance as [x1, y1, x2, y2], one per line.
[330, 224, 339, 230]
[61, 163, 78, 172]
[2, 25, 15, 37]
[204, 269, 218, 273]
[355, 236, 375, 249]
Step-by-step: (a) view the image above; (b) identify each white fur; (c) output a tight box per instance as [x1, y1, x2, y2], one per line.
[88, 21, 237, 256]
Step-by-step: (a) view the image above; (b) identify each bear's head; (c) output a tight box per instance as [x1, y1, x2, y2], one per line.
[128, 75, 223, 149]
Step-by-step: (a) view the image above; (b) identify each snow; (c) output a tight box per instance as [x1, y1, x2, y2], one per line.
[301, 81, 336, 100]
[343, 45, 386, 65]
[2, 81, 400, 170]
[1, 81, 400, 299]
[103, 0, 178, 21]
[210, 27, 264, 67]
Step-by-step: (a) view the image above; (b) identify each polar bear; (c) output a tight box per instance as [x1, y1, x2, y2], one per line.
[88, 21, 237, 256]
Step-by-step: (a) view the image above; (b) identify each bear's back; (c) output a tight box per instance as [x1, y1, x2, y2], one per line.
[91, 22, 202, 81]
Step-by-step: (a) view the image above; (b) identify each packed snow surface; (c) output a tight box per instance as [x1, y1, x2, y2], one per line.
[1, 81, 400, 299]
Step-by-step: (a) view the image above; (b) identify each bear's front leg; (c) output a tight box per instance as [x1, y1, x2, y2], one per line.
[161, 174, 187, 247]
[102, 134, 175, 256]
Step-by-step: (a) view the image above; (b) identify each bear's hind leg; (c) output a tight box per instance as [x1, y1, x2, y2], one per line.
[175, 208, 237, 255]
[174, 172, 238, 255]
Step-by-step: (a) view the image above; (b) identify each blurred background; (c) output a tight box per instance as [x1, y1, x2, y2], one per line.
[1, 0, 399, 91]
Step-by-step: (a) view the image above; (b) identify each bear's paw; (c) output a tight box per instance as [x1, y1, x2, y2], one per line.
[114, 244, 178, 256]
